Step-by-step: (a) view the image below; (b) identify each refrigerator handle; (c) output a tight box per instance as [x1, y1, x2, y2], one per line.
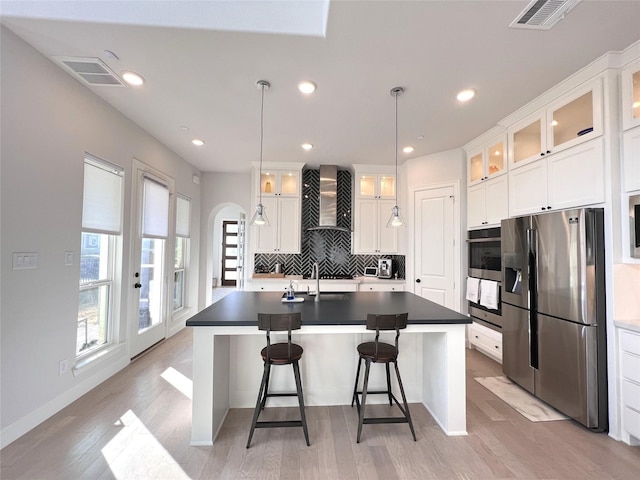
[527, 227, 539, 369]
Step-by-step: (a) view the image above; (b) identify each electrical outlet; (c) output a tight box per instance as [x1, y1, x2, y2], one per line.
[59, 358, 69, 376]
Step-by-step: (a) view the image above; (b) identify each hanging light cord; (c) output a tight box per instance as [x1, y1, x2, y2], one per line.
[259, 83, 265, 206]
[394, 89, 398, 206]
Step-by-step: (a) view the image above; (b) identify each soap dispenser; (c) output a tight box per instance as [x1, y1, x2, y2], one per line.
[286, 280, 295, 300]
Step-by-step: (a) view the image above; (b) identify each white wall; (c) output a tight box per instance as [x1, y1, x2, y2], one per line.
[0, 27, 201, 447]
[198, 172, 251, 309]
[402, 148, 467, 307]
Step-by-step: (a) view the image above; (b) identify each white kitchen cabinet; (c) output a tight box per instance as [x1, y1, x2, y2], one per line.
[619, 327, 640, 446]
[467, 133, 507, 186]
[354, 169, 396, 199]
[252, 162, 304, 254]
[469, 322, 502, 364]
[359, 282, 405, 292]
[257, 168, 301, 197]
[509, 138, 604, 217]
[621, 58, 640, 131]
[467, 175, 509, 228]
[508, 78, 603, 169]
[254, 196, 300, 253]
[354, 198, 397, 253]
[353, 165, 398, 254]
[623, 126, 640, 192]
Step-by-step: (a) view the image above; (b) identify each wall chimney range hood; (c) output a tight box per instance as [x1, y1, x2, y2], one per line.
[307, 165, 351, 233]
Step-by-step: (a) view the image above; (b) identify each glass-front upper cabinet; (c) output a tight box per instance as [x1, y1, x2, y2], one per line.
[259, 169, 300, 197]
[467, 133, 507, 185]
[622, 58, 640, 131]
[508, 78, 602, 168]
[356, 172, 395, 198]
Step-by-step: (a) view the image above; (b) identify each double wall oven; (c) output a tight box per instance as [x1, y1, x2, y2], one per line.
[467, 227, 502, 331]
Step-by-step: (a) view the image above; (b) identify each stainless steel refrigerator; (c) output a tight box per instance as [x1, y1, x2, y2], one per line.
[501, 208, 608, 431]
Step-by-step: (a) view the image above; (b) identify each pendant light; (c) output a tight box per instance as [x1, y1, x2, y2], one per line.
[386, 86, 405, 228]
[250, 80, 271, 226]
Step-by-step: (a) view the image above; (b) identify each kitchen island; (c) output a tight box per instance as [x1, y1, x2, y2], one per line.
[186, 291, 471, 445]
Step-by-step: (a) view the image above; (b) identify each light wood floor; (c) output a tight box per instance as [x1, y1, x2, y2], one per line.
[2, 327, 639, 479]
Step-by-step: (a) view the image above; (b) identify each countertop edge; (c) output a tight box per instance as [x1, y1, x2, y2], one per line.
[614, 319, 640, 334]
[247, 276, 406, 283]
[187, 318, 472, 327]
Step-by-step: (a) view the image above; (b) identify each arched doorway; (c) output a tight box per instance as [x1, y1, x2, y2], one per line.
[205, 203, 246, 306]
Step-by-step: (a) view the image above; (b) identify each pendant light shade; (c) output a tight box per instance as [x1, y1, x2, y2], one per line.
[250, 80, 271, 226]
[251, 202, 268, 226]
[386, 205, 404, 228]
[387, 86, 405, 228]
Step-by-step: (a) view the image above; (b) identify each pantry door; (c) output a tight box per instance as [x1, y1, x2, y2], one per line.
[411, 184, 458, 309]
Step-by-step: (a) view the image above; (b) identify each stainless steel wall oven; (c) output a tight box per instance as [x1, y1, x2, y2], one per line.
[467, 227, 502, 331]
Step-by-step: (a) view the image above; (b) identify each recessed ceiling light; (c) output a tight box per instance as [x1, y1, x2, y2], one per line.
[456, 88, 476, 102]
[417, 135, 424, 140]
[403, 146, 414, 153]
[301, 143, 313, 151]
[298, 81, 317, 94]
[192, 139, 204, 146]
[180, 126, 189, 131]
[122, 71, 144, 86]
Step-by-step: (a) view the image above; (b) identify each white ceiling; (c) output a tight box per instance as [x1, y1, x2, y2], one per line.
[2, 1, 639, 174]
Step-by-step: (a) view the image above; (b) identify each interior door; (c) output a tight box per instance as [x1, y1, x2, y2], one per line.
[130, 163, 174, 358]
[412, 185, 456, 308]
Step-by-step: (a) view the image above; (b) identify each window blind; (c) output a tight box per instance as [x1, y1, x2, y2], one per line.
[82, 158, 124, 235]
[176, 195, 191, 238]
[143, 176, 170, 238]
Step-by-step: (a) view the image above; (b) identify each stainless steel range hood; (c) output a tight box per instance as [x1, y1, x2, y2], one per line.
[307, 165, 351, 233]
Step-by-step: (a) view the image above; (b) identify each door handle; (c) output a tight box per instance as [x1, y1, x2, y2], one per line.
[415, 278, 421, 283]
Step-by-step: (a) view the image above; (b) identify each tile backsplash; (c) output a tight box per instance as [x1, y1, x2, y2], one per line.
[254, 168, 405, 278]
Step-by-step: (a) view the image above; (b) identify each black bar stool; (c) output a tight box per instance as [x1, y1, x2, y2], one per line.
[352, 313, 416, 443]
[246, 312, 310, 448]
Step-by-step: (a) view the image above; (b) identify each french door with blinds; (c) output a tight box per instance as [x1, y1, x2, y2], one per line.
[130, 161, 174, 358]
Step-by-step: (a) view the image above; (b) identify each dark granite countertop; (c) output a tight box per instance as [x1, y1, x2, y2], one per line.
[186, 291, 471, 327]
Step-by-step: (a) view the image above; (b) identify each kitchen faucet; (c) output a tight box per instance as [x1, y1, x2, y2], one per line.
[312, 262, 320, 302]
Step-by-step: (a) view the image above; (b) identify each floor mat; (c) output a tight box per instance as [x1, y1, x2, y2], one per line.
[475, 376, 569, 422]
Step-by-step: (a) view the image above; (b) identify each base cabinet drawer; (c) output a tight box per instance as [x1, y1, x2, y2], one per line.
[619, 327, 640, 444]
[359, 283, 405, 292]
[621, 352, 640, 384]
[469, 323, 502, 364]
[622, 380, 640, 412]
[622, 406, 640, 440]
[247, 281, 288, 292]
[621, 330, 640, 355]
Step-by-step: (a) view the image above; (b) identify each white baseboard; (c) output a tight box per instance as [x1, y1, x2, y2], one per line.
[0, 356, 129, 449]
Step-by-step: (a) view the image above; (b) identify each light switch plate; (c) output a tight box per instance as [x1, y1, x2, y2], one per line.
[12, 252, 38, 270]
[65, 251, 73, 266]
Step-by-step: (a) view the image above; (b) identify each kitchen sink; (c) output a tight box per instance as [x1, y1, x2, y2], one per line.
[304, 293, 349, 301]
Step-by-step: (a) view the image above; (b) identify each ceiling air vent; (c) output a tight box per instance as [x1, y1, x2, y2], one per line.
[54, 57, 126, 87]
[510, 0, 582, 30]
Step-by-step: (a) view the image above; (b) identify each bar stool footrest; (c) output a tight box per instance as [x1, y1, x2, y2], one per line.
[363, 417, 409, 424]
[255, 420, 303, 428]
